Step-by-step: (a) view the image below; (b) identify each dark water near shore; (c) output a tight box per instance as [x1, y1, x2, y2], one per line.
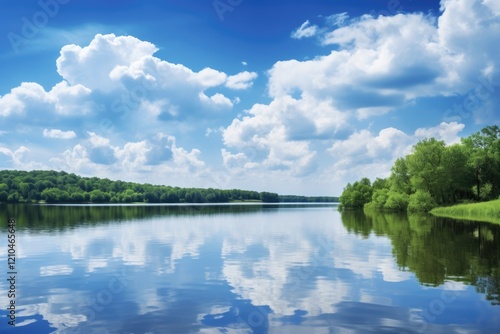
[0, 203, 499, 333]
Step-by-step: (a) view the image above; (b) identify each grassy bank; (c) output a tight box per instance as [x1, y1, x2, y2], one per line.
[430, 199, 500, 225]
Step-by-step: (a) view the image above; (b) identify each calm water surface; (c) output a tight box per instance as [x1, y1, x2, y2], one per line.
[0, 203, 499, 333]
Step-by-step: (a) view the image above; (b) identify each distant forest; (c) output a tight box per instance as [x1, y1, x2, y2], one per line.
[0, 170, 338, 204]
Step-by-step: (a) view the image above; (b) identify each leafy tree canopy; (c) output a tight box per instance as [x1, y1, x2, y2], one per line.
[339, 125, 500, 212]
[0, 170, 337, 204]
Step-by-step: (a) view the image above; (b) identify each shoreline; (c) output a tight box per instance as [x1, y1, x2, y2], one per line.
[430, 200, 500, 225]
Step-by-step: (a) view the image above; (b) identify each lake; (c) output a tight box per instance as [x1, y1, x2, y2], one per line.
[0, 203, 499, 333]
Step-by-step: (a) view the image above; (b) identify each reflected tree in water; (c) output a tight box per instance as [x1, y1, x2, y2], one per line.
[341, 210, 500, 305]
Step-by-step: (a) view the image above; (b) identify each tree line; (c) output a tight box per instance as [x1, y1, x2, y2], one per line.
[278, 195, 339, 202]
[0, 170, 337, 204]
[339, 125, 500, 212]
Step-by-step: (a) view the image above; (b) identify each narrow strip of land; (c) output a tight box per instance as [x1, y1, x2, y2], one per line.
[430, 200, 500, 225]
[0, 170, 338, 204]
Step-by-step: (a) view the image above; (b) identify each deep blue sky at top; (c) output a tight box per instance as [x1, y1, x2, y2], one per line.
[0, 0, 445, 136]
[0, 0, 440, 94]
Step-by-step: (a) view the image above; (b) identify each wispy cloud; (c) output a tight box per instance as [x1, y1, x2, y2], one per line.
[291, 20, 319, 39]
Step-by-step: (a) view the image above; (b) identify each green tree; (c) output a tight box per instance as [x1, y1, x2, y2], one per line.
[144, 191, 160, 203]
[462, 125, 500, 200]
[339, 178, 372, 210]
[177, 188, 187, 201]
[372, 177, 389, 191]
[70, 193, 85, 202]
[406, 138, 448, 204]
[0, 191, 8, 202]
[185, 190, 207, 203]
[163, 191, 180, 203]
[7, 192, 20, 203]
[389, 157, 411, 195]
[0, 183, 8, 192]
[442, 143, 474, 202]
[260, 191, 279, 203]
[29, 189, 41, 201]
[89, 190, 111, 203]
[42, 188, 70, 203]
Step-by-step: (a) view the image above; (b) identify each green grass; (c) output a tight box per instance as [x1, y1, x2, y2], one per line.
[430, 199, 500, 225]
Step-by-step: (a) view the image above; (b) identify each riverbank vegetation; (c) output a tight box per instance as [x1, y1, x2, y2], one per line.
[430, 200, 500, 225]
[0, 170, 338, 204]
[339, 125, 500, 213]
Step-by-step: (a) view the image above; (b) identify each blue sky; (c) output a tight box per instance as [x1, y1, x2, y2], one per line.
[0, 0, 499, 196]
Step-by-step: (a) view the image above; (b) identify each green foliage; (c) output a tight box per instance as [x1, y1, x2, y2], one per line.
[185, 190, 207, 203]
[0, 183, 8, 192]
[89, 190, 111, 203]
[442, 143, 474, 202]
[339, 125, 500, 214]
[0, 191, 8, 202]
[7, 192, 19, 203]
[260, 192, 279, 203]
[144, 191, 161, 203]
[42, 188, 70, 203]
[278, 195, 339, 202]
[472, 182, 493, 201]
[371, 178, 387, 191]
[408, 190, 437, 213]
[0, 169, 332, 204]
[161, 191, 180, 203]
[406, 138, 448, 203]
[462, 125, 500, 200]
[70, 193, 85, 202]
[384, 190, 409, 211]
[365, 188, 389, 210]
[431, 199, 500, 225]
[363, 188, 410, 212]
[339, 178, 372, 210]
[389, 158, 411, 195]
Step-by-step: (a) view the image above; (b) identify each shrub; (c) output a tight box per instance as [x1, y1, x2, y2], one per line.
[408, 190, 436, 213]
[70, 193, 85, 202]
[384, 191, 409, 211]
[89, 190, 111, 203]
[7, 192, 19, 203]
[42, 188, 69, 203]
[371, 188, 389, 209]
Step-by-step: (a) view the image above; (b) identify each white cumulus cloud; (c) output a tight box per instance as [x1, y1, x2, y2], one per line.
[225, 71, 258, 90]
[223, 94, 348, 176]
[274, 0, 500, 120]
[43, 129, 77, 139]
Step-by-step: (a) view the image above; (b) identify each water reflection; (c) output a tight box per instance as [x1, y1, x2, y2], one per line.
[0, 204, 499, 333]
[342, 210, 500, 305]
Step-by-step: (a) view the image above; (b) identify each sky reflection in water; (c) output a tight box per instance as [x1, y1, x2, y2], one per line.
[0, 204, 499, 333]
